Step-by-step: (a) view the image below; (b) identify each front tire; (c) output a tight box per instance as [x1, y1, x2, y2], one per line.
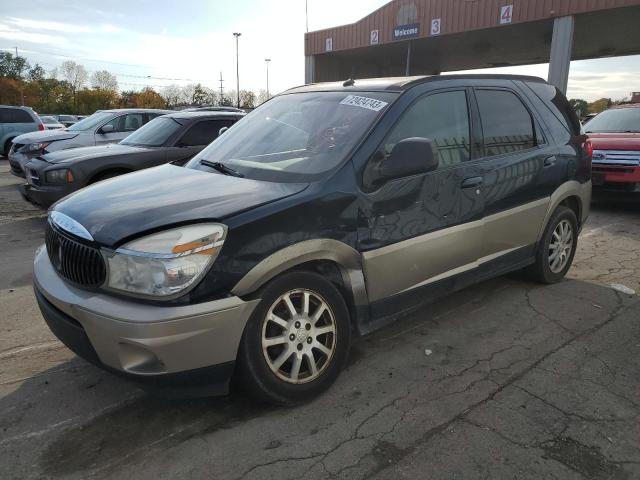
[527, 206, 578, 284]
[237, 271, 351, 406]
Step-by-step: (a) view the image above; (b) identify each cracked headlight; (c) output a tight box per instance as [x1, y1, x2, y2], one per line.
[106, 224, 226, 298]
[25, 142, 50, 152]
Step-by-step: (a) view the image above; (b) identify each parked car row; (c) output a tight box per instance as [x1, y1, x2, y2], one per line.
[19, 110, 243, 206]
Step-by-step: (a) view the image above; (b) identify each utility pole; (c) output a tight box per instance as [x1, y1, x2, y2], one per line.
[233, 32, 241, 108]
[265, 58, 271, 97]
[219, 71, 224, 104]
[306, 0, 309, 32]
[14, 46, 24, 105]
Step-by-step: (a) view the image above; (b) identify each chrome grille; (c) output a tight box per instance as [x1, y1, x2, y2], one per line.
[592, 150, 640, 166]
[45, 222, 106, 288]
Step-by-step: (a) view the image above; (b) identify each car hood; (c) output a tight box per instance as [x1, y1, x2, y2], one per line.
[587, 132, 640, 151]
[52, 164, 309, 246]
[13, 129, 80, 145]
[42, 143, 150, 164]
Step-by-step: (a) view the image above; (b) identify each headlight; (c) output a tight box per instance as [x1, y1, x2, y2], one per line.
[106, 224, 226, 298]
[25, 142, 50, 152]
[45, 169, 73, 184]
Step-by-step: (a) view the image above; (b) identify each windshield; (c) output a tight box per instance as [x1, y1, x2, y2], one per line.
[584, 108, 640, 133]
[67, 111, 114, 131]
[186, 91, 397, 182]
[120, 116, 182, 146]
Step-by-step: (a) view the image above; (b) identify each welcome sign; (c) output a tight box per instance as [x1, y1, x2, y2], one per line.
[392, 23, 420, 40]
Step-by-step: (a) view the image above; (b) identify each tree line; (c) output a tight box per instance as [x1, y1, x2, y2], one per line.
[569, 97, 633, 119]
[0, 52, 270, 114]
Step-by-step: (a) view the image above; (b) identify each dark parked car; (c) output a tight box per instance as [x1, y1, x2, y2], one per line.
[34, 75, 591, 405]
[20, 110, 243, 207]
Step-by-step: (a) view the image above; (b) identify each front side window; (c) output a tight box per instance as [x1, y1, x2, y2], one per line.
[382, 90, 471, 168]
[187, 91, 397, 182]
[476, 89, 536, 157]
[178, 119, 236, 146]
[120, 117, 183, 147]
[67, 111, 114, 131]
[584, 107, 640, 133]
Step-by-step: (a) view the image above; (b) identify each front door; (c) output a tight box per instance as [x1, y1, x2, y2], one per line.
[95, 113, 145, 145]
[359, 89, 485, 304]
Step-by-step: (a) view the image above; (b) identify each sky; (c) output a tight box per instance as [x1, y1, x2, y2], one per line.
[0, 0, 638, 101]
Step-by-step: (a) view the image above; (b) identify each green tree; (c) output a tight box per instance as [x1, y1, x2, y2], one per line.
[569, 98, 588, 119]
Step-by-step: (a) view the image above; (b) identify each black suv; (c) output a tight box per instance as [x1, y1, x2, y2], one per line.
[34, 75, 592, 405]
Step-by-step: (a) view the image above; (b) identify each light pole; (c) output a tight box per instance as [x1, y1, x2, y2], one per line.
[265, 58, 271, 98]
[233, 32, 241, 108]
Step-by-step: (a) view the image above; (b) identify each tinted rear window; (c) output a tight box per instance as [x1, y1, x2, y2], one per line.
[179, 119, 236, 146]
[0, 108, 34, 123]
[476, 89, 536, 157]
[526, 82, 581, 136]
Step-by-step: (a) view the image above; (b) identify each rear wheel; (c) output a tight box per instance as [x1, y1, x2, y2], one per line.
[237, 271, 351, 406]
[527, 206, 578, 284]
[3, 138, 14, 157]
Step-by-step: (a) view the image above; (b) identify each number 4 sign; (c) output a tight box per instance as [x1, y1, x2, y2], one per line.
[500, 4, 513, 24]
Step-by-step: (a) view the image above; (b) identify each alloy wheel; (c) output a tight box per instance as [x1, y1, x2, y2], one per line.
[261, 289, 337, 384]
[548, 219, 573, 273]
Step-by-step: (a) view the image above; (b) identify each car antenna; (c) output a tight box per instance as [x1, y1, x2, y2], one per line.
[343, 78, 355, 87]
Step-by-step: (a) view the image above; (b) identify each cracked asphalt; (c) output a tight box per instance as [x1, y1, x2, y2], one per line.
[1, 159, 639, 480]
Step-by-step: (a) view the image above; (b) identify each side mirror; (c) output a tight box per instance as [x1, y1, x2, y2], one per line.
[100, 124, 114, 134]
[379, 137, 438, 181]
[218, 126, 229, 136]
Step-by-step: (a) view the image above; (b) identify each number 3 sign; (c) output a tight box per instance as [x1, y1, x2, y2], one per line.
[430, 18, 441, 35]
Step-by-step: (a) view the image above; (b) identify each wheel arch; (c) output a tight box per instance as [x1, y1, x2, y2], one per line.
[537, 180, 591, 242]
[88, 167, 133, 184]
[231, 239, 370, 335]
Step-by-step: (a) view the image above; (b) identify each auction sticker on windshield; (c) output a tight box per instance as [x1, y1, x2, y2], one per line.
[340, 95, 388, 112]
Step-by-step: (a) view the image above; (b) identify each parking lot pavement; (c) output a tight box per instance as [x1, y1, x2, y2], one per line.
[0, 158, 638, 480]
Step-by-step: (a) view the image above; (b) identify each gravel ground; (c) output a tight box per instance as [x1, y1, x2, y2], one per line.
[0, 158, 638, 480]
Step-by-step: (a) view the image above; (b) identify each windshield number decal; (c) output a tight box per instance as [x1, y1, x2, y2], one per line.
[340, 95, 388, 112]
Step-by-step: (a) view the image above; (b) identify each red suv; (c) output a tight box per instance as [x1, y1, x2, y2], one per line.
[584, 104, 640, 191]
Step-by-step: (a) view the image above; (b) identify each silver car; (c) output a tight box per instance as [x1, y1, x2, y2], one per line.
[1, 105, 44, 158]
[9, 108, 172, 177]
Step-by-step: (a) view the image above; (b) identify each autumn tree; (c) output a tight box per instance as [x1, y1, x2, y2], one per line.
[588, 98, 612, 114]
[91, 70, 118, 92]
[569, 99, 588, 119]
[136, 87, 166, 108]
[58, 61, 88, 109]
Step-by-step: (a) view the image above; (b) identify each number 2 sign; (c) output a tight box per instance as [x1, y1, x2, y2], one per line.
[500, 4, 513, 24]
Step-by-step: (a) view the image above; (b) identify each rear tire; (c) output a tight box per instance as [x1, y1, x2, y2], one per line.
[527, 206, 578, 284]
[237, 271, 351, 406]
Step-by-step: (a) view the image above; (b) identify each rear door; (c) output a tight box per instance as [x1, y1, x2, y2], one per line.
[471, 86, 553, 261]
[360, 89, 486, 303]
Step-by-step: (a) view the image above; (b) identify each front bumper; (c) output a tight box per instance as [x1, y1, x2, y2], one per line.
[19, 183, 72, 208]
[7, 150, 32, 178]
[33, 247, 259, 393]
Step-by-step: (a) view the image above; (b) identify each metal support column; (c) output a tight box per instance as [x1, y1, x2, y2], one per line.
[548, 15, 574, 94]
[305, 55, 316, 84]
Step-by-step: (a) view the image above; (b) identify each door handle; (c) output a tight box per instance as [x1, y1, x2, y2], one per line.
[461, 176, 483, 188]
[544, 156, 557, 167]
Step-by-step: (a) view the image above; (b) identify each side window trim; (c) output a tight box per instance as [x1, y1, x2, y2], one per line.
[473, 86, 540, 161]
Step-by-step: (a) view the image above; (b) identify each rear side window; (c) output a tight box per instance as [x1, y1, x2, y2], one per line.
[179, 119, 236, 146]
[476, 89, 535, 157]
[0, 108, 34, 123]
[526, 82, 580, 136]
[383, 90, 471, 168]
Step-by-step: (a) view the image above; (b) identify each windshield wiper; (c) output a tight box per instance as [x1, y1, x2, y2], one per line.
[200, 159, 244, 177]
